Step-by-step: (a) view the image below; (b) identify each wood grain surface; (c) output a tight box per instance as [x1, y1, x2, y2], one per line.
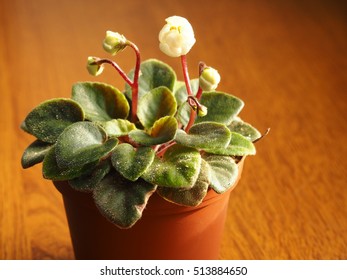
[1, 0, 346, 259]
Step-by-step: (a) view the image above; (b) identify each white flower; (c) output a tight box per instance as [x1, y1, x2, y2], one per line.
[103, 31, 127, 55]
[86, 56, 104, 76]
[199, 67, 221, 91]
[159, 16, 196, 57]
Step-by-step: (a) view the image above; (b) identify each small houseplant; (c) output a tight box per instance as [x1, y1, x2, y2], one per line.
[21, 16, 264, 259]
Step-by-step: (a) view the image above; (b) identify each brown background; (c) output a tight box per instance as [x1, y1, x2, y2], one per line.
[1, 0, 346, 259]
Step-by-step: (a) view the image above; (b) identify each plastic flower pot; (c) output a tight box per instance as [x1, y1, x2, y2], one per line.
[53, 159, 244, 260]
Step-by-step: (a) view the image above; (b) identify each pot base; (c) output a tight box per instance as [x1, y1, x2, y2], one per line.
[54, 160, 244, 260]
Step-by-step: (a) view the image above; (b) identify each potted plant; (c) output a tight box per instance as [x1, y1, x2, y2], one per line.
[21, 16, 264, 260]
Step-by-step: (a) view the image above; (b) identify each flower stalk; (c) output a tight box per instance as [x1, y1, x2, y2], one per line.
[156, 141, 176, 157]
[195, 62, 206, 100]
[87, 38, 141, 122]
[195, 87, 203, 100]
[180, 55, 193, 96]
[128, 41, 141, 123]
[181, 55, 196, 132]
[89, 58, 133, 85]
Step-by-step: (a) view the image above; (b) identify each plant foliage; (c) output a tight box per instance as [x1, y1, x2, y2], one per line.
[21, 27, 263, 228]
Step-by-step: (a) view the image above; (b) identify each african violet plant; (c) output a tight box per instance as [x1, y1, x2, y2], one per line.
[21, 16, 262, 229]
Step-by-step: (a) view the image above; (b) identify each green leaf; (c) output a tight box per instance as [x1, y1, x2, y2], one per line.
[42, 146, 98, 180]
[203, 154, 239, 194]
[176, 102, 191, 127]
[21, 140, 53, 168]
[97, 119, 136, 137]
[68, 159, 112, 192]
[205, 132, 256, 156]
[175, 122, 231, 151]
[173, 80, 185, 94]
[111, 143, 155, 181]
[72, 82, 129, 121]
[174, 79, 199, 106]
[125, 59, 176, 101]
[55, 122, 118, 168]
[93, 171, 156, 228]
[129, 116, 178, 146]
[228, 118, 261, 142]
[142, 144, 201, 188]
[157, 159, 210, 206]
[20, 120, 30, 134]
[137, 86, 177, 129]
[196, 91, 244, 124]
[23, 98, 84, 143]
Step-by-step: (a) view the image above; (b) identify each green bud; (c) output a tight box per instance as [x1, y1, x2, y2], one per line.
[197, 105, 208, 117]
[103, 31, 127, 55]
[86, 57, 104, 76]
[199, 67, 221, 91]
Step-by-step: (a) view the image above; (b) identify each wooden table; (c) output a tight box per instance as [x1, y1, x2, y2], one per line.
[1, 0, 346, 259]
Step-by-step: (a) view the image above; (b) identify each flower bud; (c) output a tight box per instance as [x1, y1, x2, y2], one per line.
[197, 105, 208, 117]
[103, 31, 127, 55]
[159, 16, 196, 57]
[86, 56, 104, 76]
[199, 67, 221, 91]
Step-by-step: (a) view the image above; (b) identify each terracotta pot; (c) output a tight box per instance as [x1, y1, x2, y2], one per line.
[54, 159, 244, 260]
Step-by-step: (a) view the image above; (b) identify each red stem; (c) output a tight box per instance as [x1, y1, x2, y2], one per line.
[96, 41, 141, 123]
[156, 141, 176, 157]
[181, 55, 193, 96]
[96, 59, 133, 85]
[185, 109, 196, 132]
[129, 42, 141, 122]
[195, 87, 203, 100]
[196, 61, 206, 100]
[181, 55, 196, 132]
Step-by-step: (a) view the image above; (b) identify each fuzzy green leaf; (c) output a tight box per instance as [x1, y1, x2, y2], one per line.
[196, 92, 244, 124]
[175, 122, 231, 151]
[206, 132, 256, 156]
[125, 59, 176, 101]
[157, 159, 210, 206]
[93, 171, 156, 229]
[173, 80, 185, 95]
[72, 82, 129, 121]
[111, 143, 155, 181]
[137, 86, 177, 129]
[68, 159, 112, 192]
[228, 118, 261, 142]
[55, 122, 118, 168]
[203, 154, 239, 194]
[176, 102, 191, 127]
[97, 119, 136, 137]
[20, 120, 30, 134]
[43, 146, 98, 180]
[23, 98, 84, 143]
[21, 140, 53, 169]
[129, 116, 178, 146]
[142, 144, 201, 188]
